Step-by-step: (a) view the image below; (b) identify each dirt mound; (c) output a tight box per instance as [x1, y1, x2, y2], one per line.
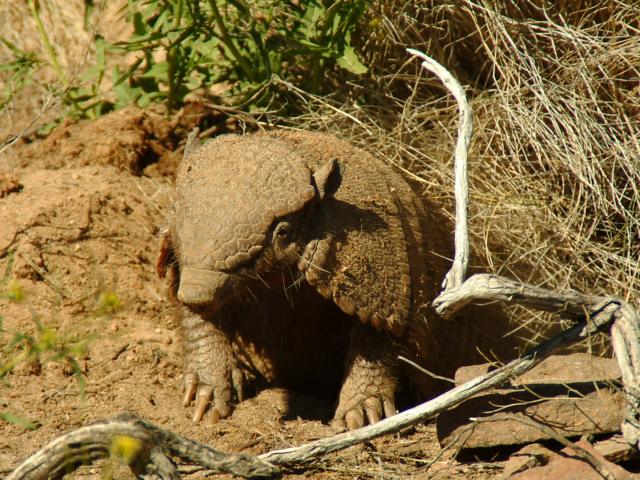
[0, 165, 167, 308]
[5, 103, 235, 177]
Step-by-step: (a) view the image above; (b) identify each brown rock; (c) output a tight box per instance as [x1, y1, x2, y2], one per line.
[508, 440, 635, 479]
[0, 172, 22, 197]
[500, 443, 553, 479]
[454, 353, 621, 386]
[593, 435, 639, 463]
[439, 354, 624, 449]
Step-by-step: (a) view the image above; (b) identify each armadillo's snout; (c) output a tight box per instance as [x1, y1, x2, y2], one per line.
[177, 267, 231, 310]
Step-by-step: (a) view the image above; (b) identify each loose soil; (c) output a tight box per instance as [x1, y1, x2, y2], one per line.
[0, 107, 504, 479]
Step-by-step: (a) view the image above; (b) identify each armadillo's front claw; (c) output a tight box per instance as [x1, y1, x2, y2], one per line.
[333, 395, 397, 431]
[193, 385, 214, 422]
[332, 343, 398, 431]
[182, 372, 198, 407]
[181, 366, 245, 424]
[180, 308, 246, 423]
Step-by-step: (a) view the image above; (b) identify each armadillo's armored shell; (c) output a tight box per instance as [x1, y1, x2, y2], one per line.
[175, 135, 316, 271]
[270, 131, 444, 338]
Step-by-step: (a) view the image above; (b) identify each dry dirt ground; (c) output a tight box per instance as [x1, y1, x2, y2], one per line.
[0, 107, 511, 479]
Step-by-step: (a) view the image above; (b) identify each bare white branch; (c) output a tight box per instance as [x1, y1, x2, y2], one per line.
[610, 304, 640, 449]
[407, 48, 471, 291]
[432, 273, 604, 319]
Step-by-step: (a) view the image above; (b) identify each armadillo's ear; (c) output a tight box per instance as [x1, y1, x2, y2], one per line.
[312, 158, 342, 200]
[157, 229, 174, 279]
[157, 227, 181, 301]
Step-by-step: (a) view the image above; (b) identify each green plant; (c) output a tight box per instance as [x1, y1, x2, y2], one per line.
[0, 262, 122, 429]
[0, 311, 87, 429]
[0, 277, 87, 430]
[1, 0, 371, 122]
[0, 37, 42, 110]
[0, 313, 87, 386]
[107, 0, 371, 112]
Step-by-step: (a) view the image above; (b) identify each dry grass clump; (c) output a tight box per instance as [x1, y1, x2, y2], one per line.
[0, 0, 128, 141]
[0, 1, 91, 136]
[288, 1, 640, 342]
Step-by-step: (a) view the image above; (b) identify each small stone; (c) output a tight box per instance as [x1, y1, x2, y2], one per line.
[62, 362, 76, 376]
[593, 435, 639, 463]
[0, 172, 22, 197]
[14, 358, 42, 376]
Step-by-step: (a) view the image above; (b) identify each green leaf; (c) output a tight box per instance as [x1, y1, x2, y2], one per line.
[336, 45, 367, 74]
[114, 82, 142, 107]
[35, 121, 58, 137]
[83, 0, 94, 30]
[95, 35, 105, 70]
[3, 279, 24, 301]
[138, 94, 153, 108]
[141, 61, 169, 79]
[0, 35, 24, 55]
[132, 12, 146, 36]
[152, 9, 171, 32]
[0, 412, 40, 430]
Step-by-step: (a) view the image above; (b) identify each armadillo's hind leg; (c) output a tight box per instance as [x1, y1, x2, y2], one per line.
[332, 323, 399, 430]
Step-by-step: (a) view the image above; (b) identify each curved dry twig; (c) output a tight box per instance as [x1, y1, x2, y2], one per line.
[432, 273, 605, 319]
[610, 303, 640, 450]
[407, 48, 471, 291]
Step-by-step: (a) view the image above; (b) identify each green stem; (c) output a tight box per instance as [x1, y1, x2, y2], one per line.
[167, 47, 178, 112]
[206, 0, 255, 82]
[28, 0, 68, 85]
[173, 0, 183, 29]
[319, 0, 343, 43]
[311, 56, 323, 93]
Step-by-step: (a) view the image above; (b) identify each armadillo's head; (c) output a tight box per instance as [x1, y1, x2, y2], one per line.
[164, 134, 339, 312]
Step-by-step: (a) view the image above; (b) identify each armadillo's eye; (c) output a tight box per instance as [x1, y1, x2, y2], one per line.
[274, 221, 292, 240]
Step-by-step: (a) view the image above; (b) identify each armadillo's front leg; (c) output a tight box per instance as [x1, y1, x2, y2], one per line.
[180, 306, 245, 423]
[333, 323, 399, 430]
